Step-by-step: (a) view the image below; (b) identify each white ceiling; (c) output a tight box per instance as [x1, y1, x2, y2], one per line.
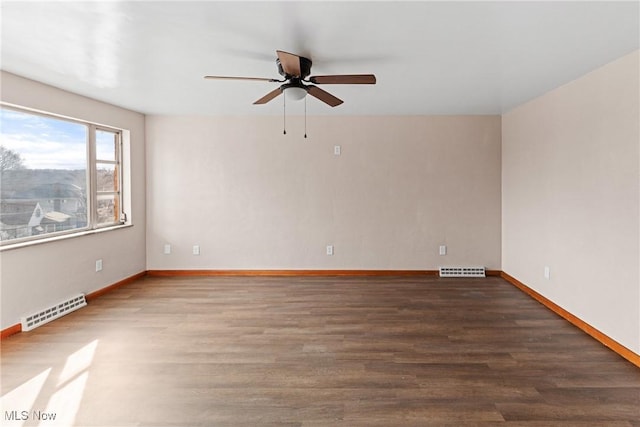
[1, 1, 638, 116]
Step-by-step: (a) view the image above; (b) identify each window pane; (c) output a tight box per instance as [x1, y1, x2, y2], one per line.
[96, 194, 118, 226]
[96, 129, 117, 161]
[97, 163, 118, 192]
[0, 108, 88, 242]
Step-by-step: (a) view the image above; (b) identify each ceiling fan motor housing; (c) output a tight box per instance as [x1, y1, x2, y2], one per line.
[277, 56, 312, 79]
[281, 79, 308, 92]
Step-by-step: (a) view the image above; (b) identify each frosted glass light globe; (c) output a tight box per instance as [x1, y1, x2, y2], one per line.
[285, 86, 307, 101]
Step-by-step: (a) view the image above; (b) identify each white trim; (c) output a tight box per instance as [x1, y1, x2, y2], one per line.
[0, 224, 133, 252]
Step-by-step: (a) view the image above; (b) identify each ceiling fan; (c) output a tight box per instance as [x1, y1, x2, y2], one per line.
[204, 50, 376, 107]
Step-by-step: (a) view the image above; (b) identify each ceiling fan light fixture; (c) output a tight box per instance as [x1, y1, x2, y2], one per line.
[284, 86, 307, 101]
[207, 50, 375, 108]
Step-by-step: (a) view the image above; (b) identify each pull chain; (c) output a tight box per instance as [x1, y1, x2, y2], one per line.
[283, 91, 287, 135]
[304, 96, 307, 139]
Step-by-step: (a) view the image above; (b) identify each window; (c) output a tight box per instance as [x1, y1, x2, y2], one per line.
[0, 104, 126, 245]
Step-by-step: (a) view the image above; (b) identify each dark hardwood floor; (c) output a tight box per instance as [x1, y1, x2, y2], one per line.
[2, 275, 639, 426]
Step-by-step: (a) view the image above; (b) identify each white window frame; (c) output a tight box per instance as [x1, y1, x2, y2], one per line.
[92, 125, 125, 229]
[0, 103, 128, 248]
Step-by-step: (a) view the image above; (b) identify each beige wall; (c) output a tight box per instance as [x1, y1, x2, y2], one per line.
[502, 50, 640, 353]
[146, 115, 502, 271]
[0, 72, 147, 330]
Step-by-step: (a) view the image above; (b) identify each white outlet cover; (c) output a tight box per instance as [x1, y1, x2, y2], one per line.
[334, 145, 341, 155]
[544, 266, 550, 280]
[95, 259, 103, 272]
[164, 244, 171, 254]
[193, 245, 200, 255]
[326, 245, 334, 255]
[439, 245, 447, 255]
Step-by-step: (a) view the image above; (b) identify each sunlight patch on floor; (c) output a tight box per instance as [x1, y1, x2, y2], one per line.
[0, 368, 52, 426]
[57, 340, 98, 387]
[43, 339, 98, 426]
[42, 372, 89, 427]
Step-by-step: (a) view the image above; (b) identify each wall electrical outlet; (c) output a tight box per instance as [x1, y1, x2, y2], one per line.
[164, 244, 171, 255]
[334, 145, 341, 156]
[95, 259, 103, 272]
[439, 245, 447, 256]
[193, 245, 200, 255]
[544, 266, 550, 280]
[326, 245, 334, 256]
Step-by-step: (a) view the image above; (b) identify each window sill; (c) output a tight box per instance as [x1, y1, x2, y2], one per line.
[0, 223, 133, 252]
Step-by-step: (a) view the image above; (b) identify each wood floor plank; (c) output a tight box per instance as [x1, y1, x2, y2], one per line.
[1, 275, 639, 426]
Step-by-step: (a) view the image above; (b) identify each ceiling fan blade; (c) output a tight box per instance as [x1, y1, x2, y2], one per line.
[253, 87, 283, 105]
[307, 86, 343, 107]
[276, 50, 301, 77]
[308, 74, 376, 85]
[204, 75, 279, 82]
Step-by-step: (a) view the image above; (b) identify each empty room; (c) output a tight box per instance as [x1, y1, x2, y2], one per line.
[1, 1, 639, 425]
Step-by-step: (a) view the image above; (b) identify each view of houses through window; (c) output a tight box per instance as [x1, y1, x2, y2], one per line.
[0, 105, 124, 244]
